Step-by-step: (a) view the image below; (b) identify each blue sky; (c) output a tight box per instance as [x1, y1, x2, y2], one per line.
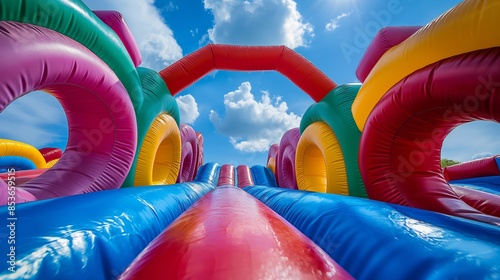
[1, 0, 499, 166]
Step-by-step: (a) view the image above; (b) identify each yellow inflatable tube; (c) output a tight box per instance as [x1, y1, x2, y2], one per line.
[0, 139, 46, 168]
[134, 114, 181, 186]
[352, 0, 500, 130]
[267, 157, 276, 175]
[295, 122, 348, 195]
[45, 159, 59, 168]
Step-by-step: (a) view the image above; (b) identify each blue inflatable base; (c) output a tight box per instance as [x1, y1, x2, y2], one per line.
[245, 186, 500, 280]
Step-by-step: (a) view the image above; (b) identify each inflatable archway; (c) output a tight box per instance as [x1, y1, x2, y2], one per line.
[123, 67, 181, 187]
[0, 22, 137, 202]
[159, 44, 337, 101]
[297, 84, 365, 197]
[355, 0, 500, 225]
[359, 47, 500, 225]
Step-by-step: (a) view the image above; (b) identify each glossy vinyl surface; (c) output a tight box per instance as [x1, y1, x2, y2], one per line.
[246, 186, 500, 280]
[120, 186, 352, 279]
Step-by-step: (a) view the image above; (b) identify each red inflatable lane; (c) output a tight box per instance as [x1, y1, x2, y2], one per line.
[444, 156, 500, 181]
[452, 186, 500, 217]
[236, 165, 254, 188]
[119, 187, 352, 280]
[159, 44, 337, 102]
[217, 164, 235, 186]
[0, 169, 48, 185]
[359, 47, 500, 225]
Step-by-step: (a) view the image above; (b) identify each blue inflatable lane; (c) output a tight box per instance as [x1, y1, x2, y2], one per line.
[250, 165, 278, 188]
[451, 176, 500, 195]
[194, 162, 220, 186]
[0, 163, 218, 280]
[245, 186, 500, 280]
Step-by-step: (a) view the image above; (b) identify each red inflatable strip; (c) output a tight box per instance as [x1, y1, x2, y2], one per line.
[237, 165, 254, 188]
[177, 124, 198, 183]
[119, 187, 352, 279]
[452, 186, 500, 217]
[38, 147, 62, 163]
[444, 156, 500, 181]
[93, 11, 142, 67]
[217, 164, 235, 186]
[356, 26, 421, 82]
[159, 44, 336, 102]
[0, 169, 48, 185]
[359, 47, 500, 225]
[277, 128, 300, 189]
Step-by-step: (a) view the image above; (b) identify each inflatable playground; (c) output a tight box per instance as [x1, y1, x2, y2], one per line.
[1, 0, 500, 279]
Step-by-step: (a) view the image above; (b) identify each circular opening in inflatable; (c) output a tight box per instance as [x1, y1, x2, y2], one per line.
[180, 144, 194, 181]
[134, 114, 181, 186]
[359, 47, 500, 225]
[296, 122, 348, 194]
[1, 92, 67, 183]
[282, 154, 296, 189]
[304, 145, 327, 192]
[0, 91, 68, 153]
[0, 22, 138, 203]
[152, 137, 176, 183]
[441, 121, 500, 165]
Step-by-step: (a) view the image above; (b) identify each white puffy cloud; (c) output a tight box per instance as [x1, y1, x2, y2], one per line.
[472, 152, 493, 160]
[0, 92, 68, 148]
[176, 94, 200, 124]
[203, 0, 313, 49]
[209, 82, 301, 152]
[325, 12, 352, 31]
[83, 0, 183, 70]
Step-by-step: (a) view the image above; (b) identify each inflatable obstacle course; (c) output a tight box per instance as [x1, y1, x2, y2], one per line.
[1, 0, 499, 278]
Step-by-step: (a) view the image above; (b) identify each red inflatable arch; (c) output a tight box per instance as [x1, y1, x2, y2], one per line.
[159, 44, 337, 102]
[359, 48, 500, 226]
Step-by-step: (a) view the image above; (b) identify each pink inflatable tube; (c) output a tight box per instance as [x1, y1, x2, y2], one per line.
[0, 22, 137, 204]
[237, 165, 254, 188]
[356, 26, 421, 82]
[93, 11, 142, 68]
[176, 124, 198, 183]
[217, 164, 235, 186]
[193, 132, 204, 178]
[276, 128, 300, 189]
[267, 143, 279, 176]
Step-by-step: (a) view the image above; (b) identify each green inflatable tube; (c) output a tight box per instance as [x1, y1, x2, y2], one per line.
[122, 67, 180, 187]
[300, 84, 366, 197]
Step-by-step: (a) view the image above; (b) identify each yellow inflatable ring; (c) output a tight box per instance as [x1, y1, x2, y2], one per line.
[295, 122, 348, 194]
[134, 114, 181, 186]
[0, 139, 46, 168]
[352, 0, 500, 130]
